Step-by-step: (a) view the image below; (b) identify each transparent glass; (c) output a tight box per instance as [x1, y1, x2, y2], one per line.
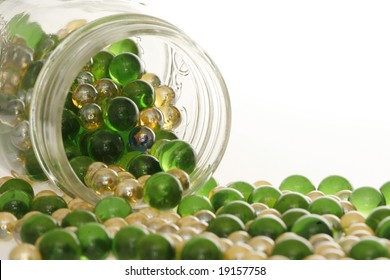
[0, 0, 231, 206]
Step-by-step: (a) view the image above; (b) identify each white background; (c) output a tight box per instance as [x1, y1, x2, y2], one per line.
[153, 0, 390, 189]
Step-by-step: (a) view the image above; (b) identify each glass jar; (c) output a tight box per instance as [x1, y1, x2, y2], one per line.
[0, 0, 231, 206]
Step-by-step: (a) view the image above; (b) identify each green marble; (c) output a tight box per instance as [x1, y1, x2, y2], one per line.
[207, 214, 245, 238]
[136, 234, 175, 260]
[248, 185, 282, 207]
[91, 51, 114, 80]
[158, 139, 197, 174]
[0, 178, 34, 198]
[281, 208, 310, 230]
[0, 189, 32, 219]
[31, 195, 68, 215]
[61, 209, 98, 228]
[112, 225, 148, 260]
[108, 39, 139, 56]
[274, 192, 310, 214]
[210, 188, 245, 211]
[227, 181, 255, 201]
[87, 129, 124, 164]
[177, 194, 214, 216]
[216, 200, 255, 223]
[20, 213, 58, 244]
[104, 97, 139, 132]
[272, 235, 313, 260]
[76, 222, 112, 260]
[317, 175, 353, 195]
[291, 214, 332, 239]
[109, 53, 142, 86]
[94, 196, 132, 222]
[38, 229, 81, 260]
[127, 154, 161, 178]
[247, 215, 287, 239]
[279, 175, 315, 195]
[365, 206, 390, 231]
[180, 237, 223, 260]
[143, 172, 182, 210]
[349, 237, 389, 260]
[308, 196, 344, 217]
[69, 156, 94, 183]
[349, 186, 386, 216]
[121, 80, 154, 110]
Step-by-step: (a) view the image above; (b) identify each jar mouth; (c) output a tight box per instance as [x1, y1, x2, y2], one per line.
[30, 13, 231, 205]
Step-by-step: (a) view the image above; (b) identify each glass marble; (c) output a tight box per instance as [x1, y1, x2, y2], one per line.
[89, 167, 118, 195]
[177, 194, 214, 216]
[83, 161, 108, 187]
[61, 109, 80, 140]
[72, 71, 95, 90]
[109, 53, 142, 86]
[9, 243, 42, 260]
[376, 216, 390, 239]
[128, 126, 155, 152]
[348, 186, 386, 216]
[149, 139, 170, 158]
[349, 237, 389, 260]
[38, 229, 81, 260]
[23, 148, 46, 180]
[31, 195, 68, 215]
[308, 196, 344, 217]
[114, 178, 143, 204]
[154, 85, 176, 107]
[72, 83, 98, 108]
[139, 107, 164, 131]
[317, 175, 353, 195]
[159, 105, 182, 130]
[104, 96, 139, 132]
[206, 214, 245, 238]
[291, 214, 332, 239]
[87, 129, 125, 164]
[281, 208, 310, 230]
[217, 201, 255, 224]
[115, 151, 142, 170]
[141, 73, 161, 87]
[78, 103, 103, 131]
[0, 178, 34, 198]
[126, 154, 161, 178]
[136, 233, 175, 260]
[210, 188, 245, 211]
[0, 212, 17, 240]
[94, 78, 119, 102]
[20, 213, 58, 244]
[91, 51, 114, 80]
[364, 206, 390, 231]
[0, 189, 32, 219]
[248, 185, 282, 208]
[108, 38, 139, 56]
[94, 196, 132, 222]
[180, 237, 223, 260]
[35, 34, 59, 60]
[272, 235, 313, 260]
[279, 175, 315, 195]
[273, 192, 310, 214]
[61, 209, 98, 228]
[227, 181, 255, 201]
[143, 172, 183, 210]
[158, 139, 197, 174]
[76, 222, 112, 260]
[379, 181, 390, 205]
[10, 120, 31, 151]
[167, 168, 190, 191]
[112, 225, 148, 260]
[247, 215, 287, 240]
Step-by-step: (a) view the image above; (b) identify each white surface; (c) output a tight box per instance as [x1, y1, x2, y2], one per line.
[156, 0, 390, 189]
